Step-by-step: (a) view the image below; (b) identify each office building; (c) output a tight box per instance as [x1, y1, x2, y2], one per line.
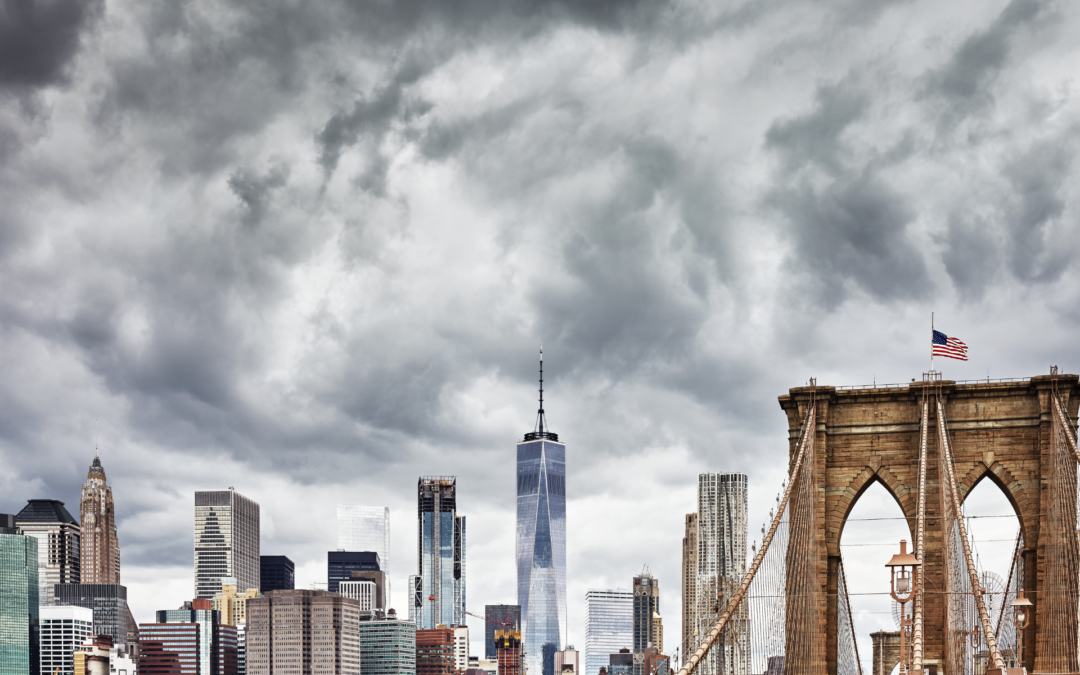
[644, 651, 669, 675]
[453, 625, 470, 671]
[54, 584, 139, 655]
[213, 578, 259, 625]
[681, 514, 697, 660]
[408, 575, 421, 624]
[16, 499, 81, 606]
[74, 633, 136, 675]
[651, 615, 663, 654]
[1, 514, 39, 675]
[80, 455, 121, 585]
[358, 610, 415, 675]
[632, 573, 659, 675]
[337, 505, 390, 573]
[140, 601, 238, 675]
[554, 647, 579, 675]
[608, 649, 632, 675]
[340, 579, 378, 612]
[346, 569, 386, 610]
[416, 627, 455, 675]
[246, 589, 361, 675]
[695, 474, 748, 675]
[415, 477, 465, 629]
[194, 489, 260, 600]
[585, 590, 632, 675]
[236, 624, 247, 675]
[257, 556, 293, 593]
[328, 551, 380, 593]
[40, 605, 94, 675]
[484, 605, 521, 659]
[494, 630, 522, 675]
[517, 351, 567, 675]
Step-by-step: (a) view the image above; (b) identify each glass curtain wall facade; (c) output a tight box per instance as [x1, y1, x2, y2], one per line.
[194, 489, 260, 599]
[1, 525, 39, 675]
[516, 438, 566, 675]
[53, 584, 138, 655]
[337, 505, 390, 572]
[584, 590, 632, 675]
[358, 618, 416, 675]
[695, 473, 748, 675]
[258, 556, 293, 592]
[484, 605, 521, 659]
[416, 477, 465, 629]
[583, 587, 630, 673]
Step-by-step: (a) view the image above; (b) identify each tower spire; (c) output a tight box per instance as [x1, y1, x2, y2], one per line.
[537, 345, 545, 434]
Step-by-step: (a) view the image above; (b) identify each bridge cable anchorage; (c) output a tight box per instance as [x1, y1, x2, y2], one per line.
[677, 400, 817, 675]
[911, 394, 930, 672]
[935, 398, 1006, 672]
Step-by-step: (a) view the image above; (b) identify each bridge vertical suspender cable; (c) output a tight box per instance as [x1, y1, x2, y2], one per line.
[935, 398, 1005, 671]
[910, 393, 929, 672]
[677, 398, 817, 675]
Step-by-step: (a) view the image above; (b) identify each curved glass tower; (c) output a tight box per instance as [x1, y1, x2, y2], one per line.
[517, 349, 567, 675]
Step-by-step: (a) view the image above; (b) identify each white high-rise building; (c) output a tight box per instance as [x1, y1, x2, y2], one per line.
[585, 589, 632, 675]
[194, 489, 260, 599]
[40, 605, 94, 675]
[453, 625, 470, 672]
[339, 580, 378, 612]
[337, 505, 390, 573]
[695, 473, 748, 675]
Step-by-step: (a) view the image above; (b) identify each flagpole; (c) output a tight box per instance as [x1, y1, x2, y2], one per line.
[931, 312, 934, 374]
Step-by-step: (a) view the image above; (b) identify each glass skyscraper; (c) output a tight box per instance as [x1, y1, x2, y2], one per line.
[1, 515, 39, 675]
[517, 350, 567, 675]
[194, 489, 260, 599]
[415, 477, 465, 629]
[584, 590, 632, 675]
[337, 505, 390, 573]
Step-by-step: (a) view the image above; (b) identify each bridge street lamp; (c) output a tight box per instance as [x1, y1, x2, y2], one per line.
[1011, 590, 1032, 670]
[886, 540, 921, 675]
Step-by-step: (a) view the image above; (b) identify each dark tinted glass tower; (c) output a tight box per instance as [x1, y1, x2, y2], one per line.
[485, 604, 521, 659]
[517, 349, 567, 675]
[328, 551, 380, 593]
[259, 556, 294, 592]
[54, 583, 138, 655]
[415, 477, 465, 629]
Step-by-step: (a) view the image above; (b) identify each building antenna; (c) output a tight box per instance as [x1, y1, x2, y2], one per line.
[536, 345, 546, 434]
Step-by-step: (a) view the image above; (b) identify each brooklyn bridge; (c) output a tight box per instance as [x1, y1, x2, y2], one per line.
[678, 368, 1079, 675]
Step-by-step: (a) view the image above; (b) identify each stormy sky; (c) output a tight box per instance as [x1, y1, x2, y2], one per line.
[0, 0, 1077, 667]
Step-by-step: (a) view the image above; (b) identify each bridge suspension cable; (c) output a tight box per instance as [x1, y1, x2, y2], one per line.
[935, 397, 1005, 671]
[678, 397, 817, 675]
[910, 392, 929, 672]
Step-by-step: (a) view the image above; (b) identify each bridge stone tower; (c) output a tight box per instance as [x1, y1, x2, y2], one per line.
[779, 374, 1079, 675]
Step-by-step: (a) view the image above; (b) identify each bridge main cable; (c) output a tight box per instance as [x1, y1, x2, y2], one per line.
[911, 394, 929, 671]
[677, 399, 817, 675]
[935, 398, 1005, 671]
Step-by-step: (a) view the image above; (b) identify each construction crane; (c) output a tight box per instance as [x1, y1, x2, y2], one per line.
[463, 609, 516, 630]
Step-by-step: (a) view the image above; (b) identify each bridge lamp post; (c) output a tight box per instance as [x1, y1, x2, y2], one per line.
[886, 539, 921, 675]
[1011, 590, 1033, 669]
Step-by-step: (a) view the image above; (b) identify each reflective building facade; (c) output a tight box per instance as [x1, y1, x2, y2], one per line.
[194, 489, 260, 599]
[415, 477, 465, 629]
[584, 590, 632, 675]
[484, 604, 521, 659]
[0, 516, 39, 675]
[517, 351, 567, 675]
[337, 505, 390, 573]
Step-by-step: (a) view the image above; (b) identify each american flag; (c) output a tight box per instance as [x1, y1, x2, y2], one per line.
[933, 330, 968, 361]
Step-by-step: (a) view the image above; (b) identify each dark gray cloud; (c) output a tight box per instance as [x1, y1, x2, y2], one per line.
[0, 0, 103, 87]
[0, 0, 1079, 662]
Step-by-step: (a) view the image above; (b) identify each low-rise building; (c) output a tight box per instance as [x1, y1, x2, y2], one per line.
[417, 627, 456, 675]
[40, 605, 95, 675]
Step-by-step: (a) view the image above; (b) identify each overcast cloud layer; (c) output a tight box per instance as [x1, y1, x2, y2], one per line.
[1, 0, 1078, 666]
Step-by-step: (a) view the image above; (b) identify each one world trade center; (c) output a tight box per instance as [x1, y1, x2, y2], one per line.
[517, 348, 567, 675]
